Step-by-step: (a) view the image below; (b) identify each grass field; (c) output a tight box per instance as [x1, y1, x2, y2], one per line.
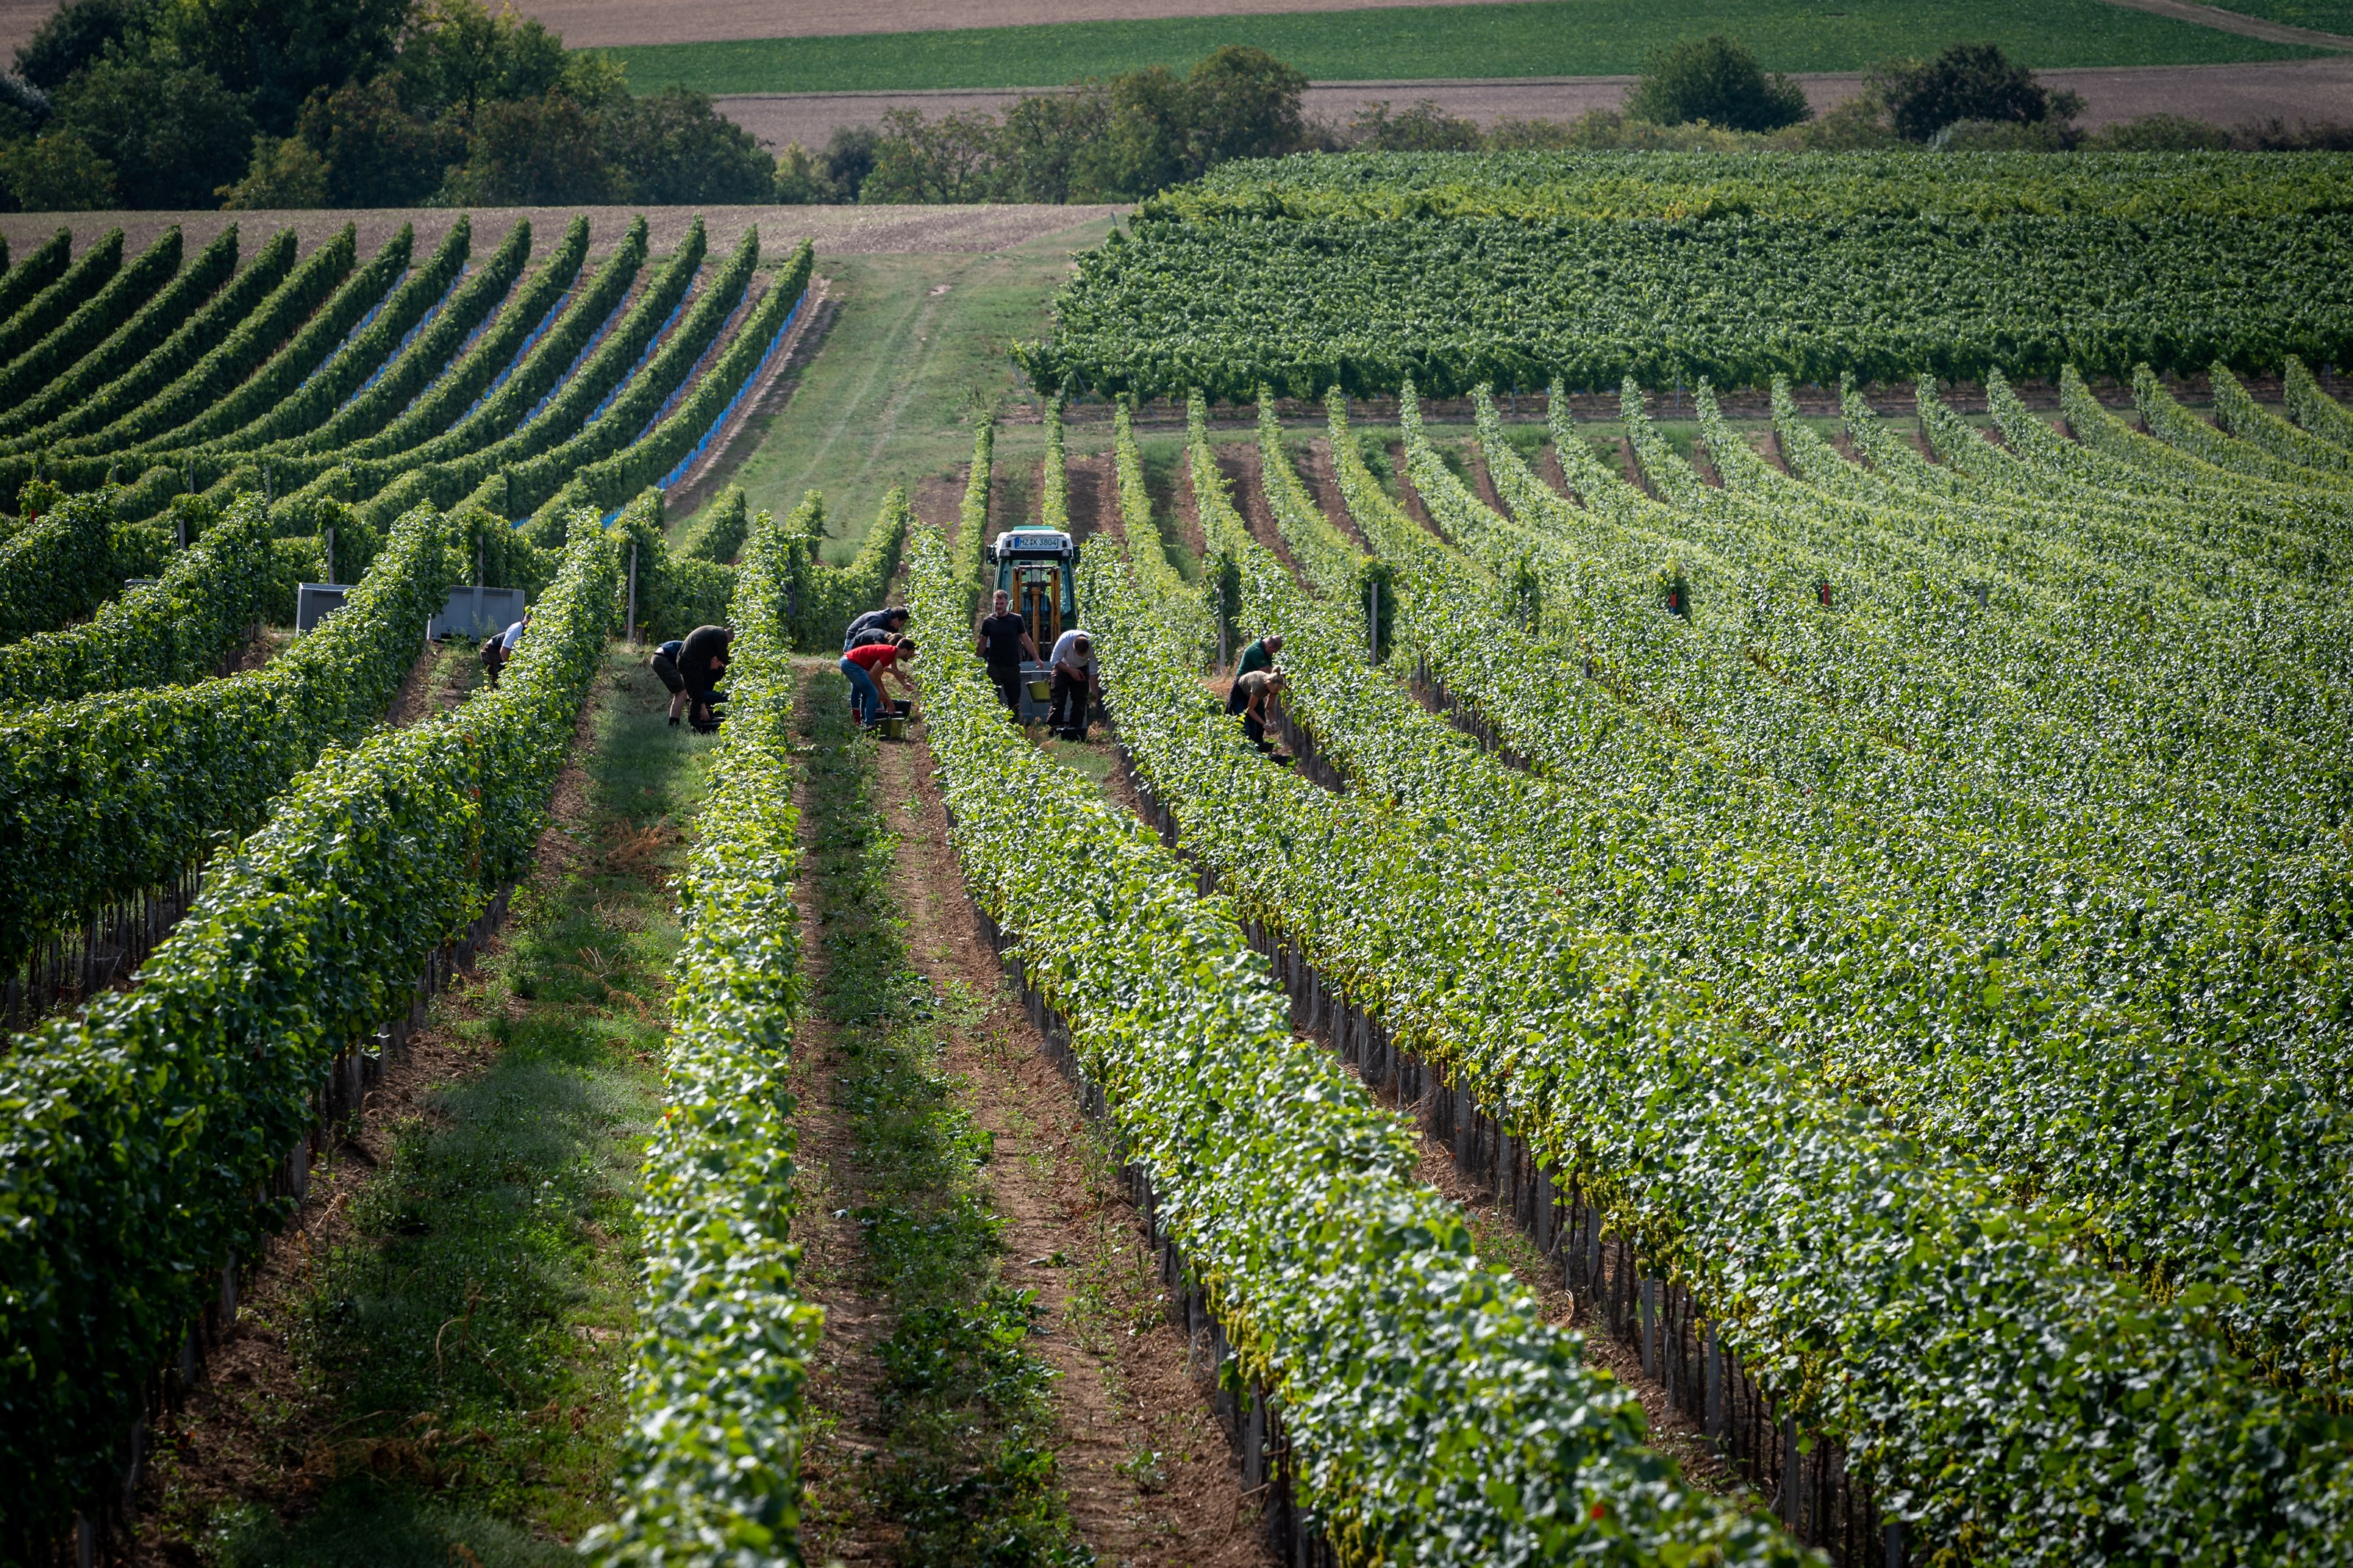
[714, 212, 1114, 559]
[2204, 0, 2353, 31]
[606, 0, 2320, 94]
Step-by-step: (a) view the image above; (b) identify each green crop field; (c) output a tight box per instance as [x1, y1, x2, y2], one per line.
[1026, 150, 2353, 397]
[605, 0, 2321, 96]
[2204, 0, 2353, 32]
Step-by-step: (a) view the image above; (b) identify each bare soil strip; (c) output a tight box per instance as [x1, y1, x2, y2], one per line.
[791, 659, 1268, 1564]
[1289, 440, 1369, 550]
[1214, 443, 1315, 586]
[913, 464, 968, 538]
[879, 729, 1274, 1564]
[1063, 450, 1116, 549]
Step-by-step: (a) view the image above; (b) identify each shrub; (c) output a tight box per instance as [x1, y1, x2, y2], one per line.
[1626, 35, 1810, 133]
[0, 130, 114, 208]
[1931, 116, 2078, 151]
[51, 57, 252, 207]
[1870, 42, 2082, 142]
[2085, 113, 2232, 151]
[1351, 98, 1483, 151]
[217, 133, 328, 207]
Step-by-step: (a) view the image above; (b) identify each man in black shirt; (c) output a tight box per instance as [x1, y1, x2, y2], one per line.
[679, 623, 732, 732]
[844, 606, 910, 651]
[974, 589, 1038, 717]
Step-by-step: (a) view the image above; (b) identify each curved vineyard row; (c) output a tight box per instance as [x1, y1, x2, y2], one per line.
[1285, 387, 2353, 1391]
[0, 504, 626, 1542]
[907, 518, 1805, 1568]
[1096, 401, 2353, 1560]
[0, 220, 812, 590]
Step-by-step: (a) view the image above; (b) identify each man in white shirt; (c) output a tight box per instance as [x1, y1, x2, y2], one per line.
[1048, 629, 1098, 740]
[500, 608, 531, 651]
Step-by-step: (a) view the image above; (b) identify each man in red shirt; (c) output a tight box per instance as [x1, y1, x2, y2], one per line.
[842, 635, 918, 728]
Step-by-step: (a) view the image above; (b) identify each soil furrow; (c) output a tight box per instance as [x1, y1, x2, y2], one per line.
[876, 725, 1275, 1566]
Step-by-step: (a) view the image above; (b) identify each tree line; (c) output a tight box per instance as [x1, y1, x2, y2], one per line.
[0, 0, 772, 211]
[2, 6, 2344, 215]
[803, 35, 2349, 205]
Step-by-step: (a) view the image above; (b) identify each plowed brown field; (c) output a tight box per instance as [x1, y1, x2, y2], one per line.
[0, 203, 1122, 263]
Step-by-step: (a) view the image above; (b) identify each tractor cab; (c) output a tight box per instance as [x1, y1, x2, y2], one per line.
[987, 528, 1079, 722]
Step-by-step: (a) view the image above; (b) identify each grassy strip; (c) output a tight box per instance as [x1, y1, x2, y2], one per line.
[164, 651, 710, 1567]
[606, 0, 2313, 96]
[799, 667, 1090, 1567]
[2200, 0, 2353, 32]
[724, 245, 1107, 558]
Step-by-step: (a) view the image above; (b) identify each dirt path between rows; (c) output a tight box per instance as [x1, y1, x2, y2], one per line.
[783, 688, 895, 1564]
[1215, 443, 1317, 586]
[914, 462, 968, 540]
[875, 729, 1274, 1566]
[1063, 451, 1116, 551]
[1290, 440, 1367, 550]
[1164, 451, 1210, 567]
[385, 638, 483, 727]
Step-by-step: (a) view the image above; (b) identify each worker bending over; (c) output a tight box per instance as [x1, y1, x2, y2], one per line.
[679, 623, 733, 733]
[843, 634, 918, 728]
[844, 606, 910, 650]
[482, 606, 532, 689]
[1048, 629, 1098, 740]
[974, 588, 1038, 717]
[649, 637, 690, 725]
[1228, 665, 1287, 753]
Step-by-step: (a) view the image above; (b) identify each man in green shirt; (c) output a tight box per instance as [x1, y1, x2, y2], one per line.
[1233, 633, 1281, 679]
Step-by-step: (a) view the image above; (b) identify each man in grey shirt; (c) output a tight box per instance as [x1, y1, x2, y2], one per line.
[1048, 629, 1098, 740]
